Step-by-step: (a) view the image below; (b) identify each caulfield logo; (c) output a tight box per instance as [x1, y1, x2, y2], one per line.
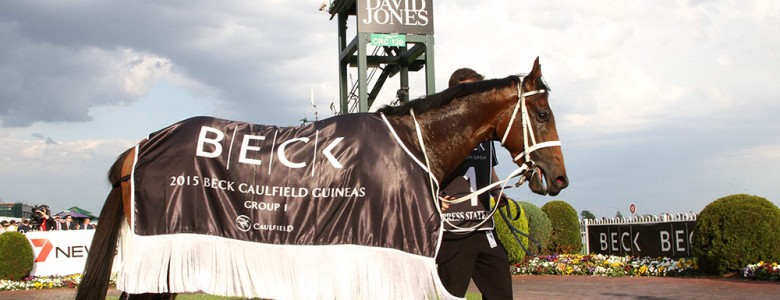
[234, 215, 295, 233]
[236, 215, 252, 232]
[30, 239, 53, 262]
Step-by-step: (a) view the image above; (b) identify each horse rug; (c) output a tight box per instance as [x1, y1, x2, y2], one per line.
[118, 116, 453, 299]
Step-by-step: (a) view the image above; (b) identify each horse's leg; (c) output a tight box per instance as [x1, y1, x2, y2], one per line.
[76, 148, 135, 300]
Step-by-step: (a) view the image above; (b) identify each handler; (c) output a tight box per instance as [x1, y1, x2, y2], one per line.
[436, 68, 513, 299]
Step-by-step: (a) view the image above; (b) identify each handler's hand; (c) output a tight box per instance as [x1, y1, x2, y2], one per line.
[439, 195, 455, 212]
[496, 195, 510, 208]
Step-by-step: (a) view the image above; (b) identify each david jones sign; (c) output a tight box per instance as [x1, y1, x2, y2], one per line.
[357, 0, 434, 34]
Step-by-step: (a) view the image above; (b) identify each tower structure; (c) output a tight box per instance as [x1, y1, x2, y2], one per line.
[328, 0, 436, 113]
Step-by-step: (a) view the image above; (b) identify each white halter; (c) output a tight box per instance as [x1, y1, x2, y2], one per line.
[437, 80, 563, 231]
[384, 78, 564, 232]
[501, 82, 561, 163]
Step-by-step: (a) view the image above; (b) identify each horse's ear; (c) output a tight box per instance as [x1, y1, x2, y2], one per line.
[523, 57, 542, 91]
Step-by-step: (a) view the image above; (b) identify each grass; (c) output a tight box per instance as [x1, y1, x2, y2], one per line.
[108, 295, 247, 300]
[107, 292, 483, 299]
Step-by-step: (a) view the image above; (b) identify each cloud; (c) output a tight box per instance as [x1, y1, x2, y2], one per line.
[0, 0, 778, 217]
[4, 0, 773, 132]
[0, 38, 175, 127]
[0, 135, 135, 209]
[31, 132, 58, 145]
[0, 1, 336, 128]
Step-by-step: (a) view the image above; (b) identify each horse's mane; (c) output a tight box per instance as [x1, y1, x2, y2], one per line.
[377, 76, 522, 115]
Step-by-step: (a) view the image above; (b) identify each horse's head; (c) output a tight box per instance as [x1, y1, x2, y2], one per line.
[497, 58, 569, 196]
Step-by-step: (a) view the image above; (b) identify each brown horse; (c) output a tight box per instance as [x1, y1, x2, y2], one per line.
[76, 57, 567, 299]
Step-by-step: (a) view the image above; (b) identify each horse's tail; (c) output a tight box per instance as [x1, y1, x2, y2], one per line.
[76, 148, 132, 300]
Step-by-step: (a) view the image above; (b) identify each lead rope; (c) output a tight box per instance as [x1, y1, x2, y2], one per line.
[411, 82, 560, 252]
[498, 199, 544, 257]
[498, 83, 553, 256]
[441, 82, 552, 231]
[436, 83, 537, 232]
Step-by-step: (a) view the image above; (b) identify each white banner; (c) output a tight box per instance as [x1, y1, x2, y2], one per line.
[25, 230, 119, 276]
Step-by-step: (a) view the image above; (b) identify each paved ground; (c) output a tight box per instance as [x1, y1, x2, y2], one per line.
[1, 275, 778, 299]
[488, 275, 780, 299]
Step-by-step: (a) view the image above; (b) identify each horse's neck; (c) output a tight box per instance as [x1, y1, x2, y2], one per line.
[386, 91, 513, 182]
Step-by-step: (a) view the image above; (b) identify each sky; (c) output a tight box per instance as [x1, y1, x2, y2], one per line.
[1, 1, 778, 219]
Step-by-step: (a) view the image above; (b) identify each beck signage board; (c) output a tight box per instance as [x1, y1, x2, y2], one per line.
[586, 220, 696, 258]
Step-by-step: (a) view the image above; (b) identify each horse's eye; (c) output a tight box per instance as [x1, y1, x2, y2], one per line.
[537, 111, 550, 122]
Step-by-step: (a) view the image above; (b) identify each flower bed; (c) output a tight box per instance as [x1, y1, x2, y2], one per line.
[513, 254, 698, 277]
[0, 273, 117, 291]
[742, 261, 780, 281]
[0, 259, 776, 291]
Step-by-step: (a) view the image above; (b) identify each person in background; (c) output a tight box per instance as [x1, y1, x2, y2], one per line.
[0, 220, 8, 233]
[435, 68, 513, 299]
[34, 205, 53, 231]
[63, 215, 78, 230]
[7, 220, 18, 232]
[17, 219, 32, 233]
[80, 218, 95, 230]
[51, 215, 64, 230]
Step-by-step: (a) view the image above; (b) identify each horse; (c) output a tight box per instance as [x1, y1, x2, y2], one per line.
[76, 57, 568, 300]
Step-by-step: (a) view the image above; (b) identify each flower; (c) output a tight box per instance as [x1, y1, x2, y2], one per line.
[0, 273, 119, 291]
[512, 254, 699, 277]
[742, 261, 780, 281]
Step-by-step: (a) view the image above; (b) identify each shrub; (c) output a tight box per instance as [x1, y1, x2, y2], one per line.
[493, 200, 529, 264]
[519, 201, 552, 254]
[541, 200, 582, 254]
[692, 194, 780, 274]
[0, 231, 35, 280]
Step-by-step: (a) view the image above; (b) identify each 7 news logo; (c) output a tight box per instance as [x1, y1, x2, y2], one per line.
[30, 239, 89, 262]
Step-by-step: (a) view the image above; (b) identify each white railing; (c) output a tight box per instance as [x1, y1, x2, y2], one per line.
[581, 213, 698, 226]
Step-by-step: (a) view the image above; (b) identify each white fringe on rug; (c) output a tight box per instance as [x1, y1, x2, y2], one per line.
[116, 221, 459, 299]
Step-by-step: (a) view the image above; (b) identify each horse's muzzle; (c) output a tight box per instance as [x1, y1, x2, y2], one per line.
[529, 167, 568, 196]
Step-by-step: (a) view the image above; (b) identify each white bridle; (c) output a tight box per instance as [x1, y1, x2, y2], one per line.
[436, 80, 563, 231]
[383, 78, 564, 232]
[500, 82, 561, 163]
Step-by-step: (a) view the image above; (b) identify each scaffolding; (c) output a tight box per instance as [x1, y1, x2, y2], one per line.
[328, 0, 436, 113]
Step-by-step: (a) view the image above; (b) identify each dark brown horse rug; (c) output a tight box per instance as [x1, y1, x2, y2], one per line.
[118, 116, 453, 299]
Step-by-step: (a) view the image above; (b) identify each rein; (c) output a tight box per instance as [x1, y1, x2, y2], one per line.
[385, 79, 561, 254]
[498, 199, 544, 256]
[438, 81, 561, 254]
[443, 81, 561, 209]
